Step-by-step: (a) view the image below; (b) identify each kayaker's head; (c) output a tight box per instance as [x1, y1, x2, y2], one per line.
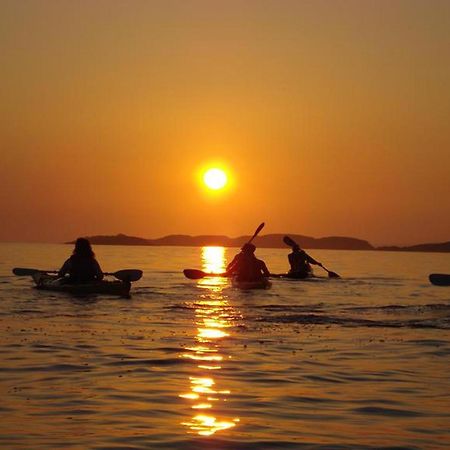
[292, 244, 301, 252]
[73, 238, 95, 258]
[241, 243, 256, 254]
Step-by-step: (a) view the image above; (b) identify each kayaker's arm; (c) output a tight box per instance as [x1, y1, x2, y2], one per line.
[58, 258, 71, 278]
[260, 260, 270, 277]
[94, 260, 104, 280]
[305, 252, 321, 266]
[226, 253, 241, 273]
[288, 252, 295, 266]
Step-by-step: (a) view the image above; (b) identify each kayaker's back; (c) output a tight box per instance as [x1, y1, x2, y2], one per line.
[60, 255, 103, 283]
[232, 254, 268, 282]
[288, 250, 311, 274]
[59, 237, 103, 284]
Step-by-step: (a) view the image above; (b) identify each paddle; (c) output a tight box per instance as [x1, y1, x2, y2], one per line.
[183, 222, 265, 280]
[12, 268, 143, 282]
[183, 269, 228, 280]
[282, 236, 341, 278]
[248, 222, 265, 244]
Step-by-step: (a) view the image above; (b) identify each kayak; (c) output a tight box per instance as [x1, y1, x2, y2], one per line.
[429, 273, 450, 286]
[231, 277, 272, 290]
[32, 273, 131, 296]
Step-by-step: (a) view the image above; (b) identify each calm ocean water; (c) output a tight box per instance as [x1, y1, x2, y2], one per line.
[0, 243, 449, 449]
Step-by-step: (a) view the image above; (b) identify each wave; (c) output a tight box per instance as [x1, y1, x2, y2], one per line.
[257, 313, 450, 329]
[92, 437, 423, 450]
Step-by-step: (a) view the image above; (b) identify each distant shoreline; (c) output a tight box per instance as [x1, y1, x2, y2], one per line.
[65, 233, 450, 253]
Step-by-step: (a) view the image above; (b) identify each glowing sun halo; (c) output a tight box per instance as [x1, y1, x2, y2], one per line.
[203, 168, 227, 190]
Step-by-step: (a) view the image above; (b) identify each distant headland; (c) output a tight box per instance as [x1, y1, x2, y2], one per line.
[66, 233, 450, 253]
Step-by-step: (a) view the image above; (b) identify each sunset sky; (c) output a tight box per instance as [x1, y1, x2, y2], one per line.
[1, 0, 449, 245]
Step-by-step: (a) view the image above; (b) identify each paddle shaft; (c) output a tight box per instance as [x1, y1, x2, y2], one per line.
[13, 267, 142, 282]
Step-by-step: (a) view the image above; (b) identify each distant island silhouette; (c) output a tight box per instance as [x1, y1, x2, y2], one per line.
[66, 233, 450, 253]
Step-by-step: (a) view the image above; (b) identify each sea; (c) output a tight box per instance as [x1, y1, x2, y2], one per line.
[0, 243, 449, 449]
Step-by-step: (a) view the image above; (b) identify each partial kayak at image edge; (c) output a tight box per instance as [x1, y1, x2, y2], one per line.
[429, 273, 450, 286]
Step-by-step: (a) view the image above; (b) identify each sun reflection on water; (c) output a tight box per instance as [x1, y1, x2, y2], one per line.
[197, 246, 228, 289]
[180, 246, 240, 436]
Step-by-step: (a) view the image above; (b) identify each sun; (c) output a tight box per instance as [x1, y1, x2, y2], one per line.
[203, 168, 227, 190]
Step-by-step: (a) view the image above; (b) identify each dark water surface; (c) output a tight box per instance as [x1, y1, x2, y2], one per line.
[0, 243, 449, 449]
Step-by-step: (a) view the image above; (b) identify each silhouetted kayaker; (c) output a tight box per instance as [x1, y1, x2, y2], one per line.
[227, 243, 270, 281]
[288, 244, 321, 278]
[58, 238, 103, 283]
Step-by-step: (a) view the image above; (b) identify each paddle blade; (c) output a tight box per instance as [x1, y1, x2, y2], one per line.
[319, 264, 341, 279]
[13, 267, 38, 276]
[283, 235, 298, 247]
[248, 222, 265, 243]
[327, 271, 340, 279]
[183, 269, 228, 279]
[183, 269, 207, 280]
[112, 269, 143, 282]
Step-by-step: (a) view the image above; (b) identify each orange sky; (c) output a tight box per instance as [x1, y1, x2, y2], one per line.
[1, 0, 449, 245]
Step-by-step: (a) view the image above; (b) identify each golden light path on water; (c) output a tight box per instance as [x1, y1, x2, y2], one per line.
[180, 247, 240, 436]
